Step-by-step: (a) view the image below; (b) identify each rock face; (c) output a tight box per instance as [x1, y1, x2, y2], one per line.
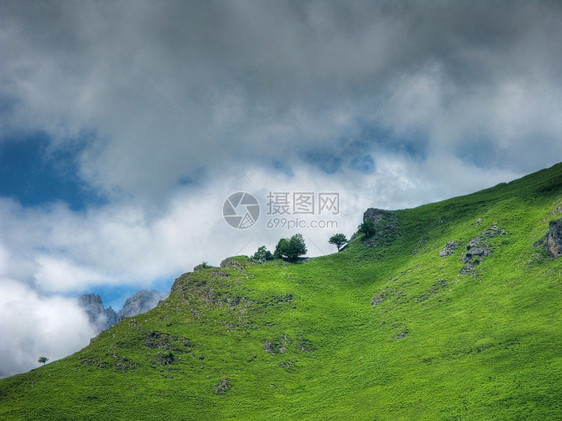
[78, 294, 119, 333]
[364, 208, 395, 224]
[117, 290, 168, 319]
[533, 217, 562, 258]
[361, 208, 400, 247]
[546, 218, 562, 258]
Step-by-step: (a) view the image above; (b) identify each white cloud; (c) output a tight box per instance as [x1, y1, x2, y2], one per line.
[0, 279, 96, 378]
[34, 256, 106, 293]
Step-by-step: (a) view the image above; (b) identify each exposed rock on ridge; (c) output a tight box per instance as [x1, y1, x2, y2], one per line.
[361, 208, 400, 247]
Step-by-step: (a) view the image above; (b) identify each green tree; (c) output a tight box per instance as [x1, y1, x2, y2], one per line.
[274, 234, 307, 261]
[38, 356, 48, 365]
[253, 245, 272, 263]
[329, 233, 348, 251]
[287, 234, 307, 260]
[358, 220, 376, 237]
[274, 238, 290, 259]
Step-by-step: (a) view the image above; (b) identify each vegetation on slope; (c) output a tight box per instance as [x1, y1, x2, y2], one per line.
[1, 163, 561, 420]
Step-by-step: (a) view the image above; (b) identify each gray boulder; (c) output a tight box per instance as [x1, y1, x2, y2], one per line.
[461, 238, 492, 264]
[439, 241, 459, 257]
[364, 208, 395, 224]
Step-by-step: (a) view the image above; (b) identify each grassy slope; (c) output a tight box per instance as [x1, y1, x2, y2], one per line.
[1, 163, 561, 420]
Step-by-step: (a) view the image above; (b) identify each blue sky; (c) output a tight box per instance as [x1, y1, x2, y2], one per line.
[0, 131, 105, 210]
[1, 0, 562, 377]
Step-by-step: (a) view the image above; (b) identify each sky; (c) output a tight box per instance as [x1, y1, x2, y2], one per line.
[1, 0, 562, 377]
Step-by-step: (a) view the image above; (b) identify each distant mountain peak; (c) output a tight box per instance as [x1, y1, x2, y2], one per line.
[78, 290, 167, 334]
[118, 290, 168, 319]
[78, 294, 118, 333]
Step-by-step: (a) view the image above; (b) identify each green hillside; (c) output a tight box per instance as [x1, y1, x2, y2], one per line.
[1, 163, 561, 420]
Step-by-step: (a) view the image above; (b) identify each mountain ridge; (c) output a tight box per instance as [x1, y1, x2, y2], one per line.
[79, 290, 168, 333]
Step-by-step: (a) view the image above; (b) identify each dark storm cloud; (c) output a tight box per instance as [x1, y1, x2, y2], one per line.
[2, 0, 561, 201]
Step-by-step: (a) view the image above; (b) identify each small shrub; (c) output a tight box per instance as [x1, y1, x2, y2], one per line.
[253, 246, 273, 263]
[358, 220, 376, 237]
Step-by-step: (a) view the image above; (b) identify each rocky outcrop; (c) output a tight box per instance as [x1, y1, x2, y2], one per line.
[364, 208, 394, 223]
[481, 222, 506, 238]
[78, 294, 119, 333]
[214, 377, 230, 395]
[532, 217, 562, 258]
[460, 222, 506, 274]
[361, 208, 400, 247]
[439, 241, 459, 257]
[460, 237, 492, 273]
[545, 218, 562, 258]
[117, 290, 168, 319]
